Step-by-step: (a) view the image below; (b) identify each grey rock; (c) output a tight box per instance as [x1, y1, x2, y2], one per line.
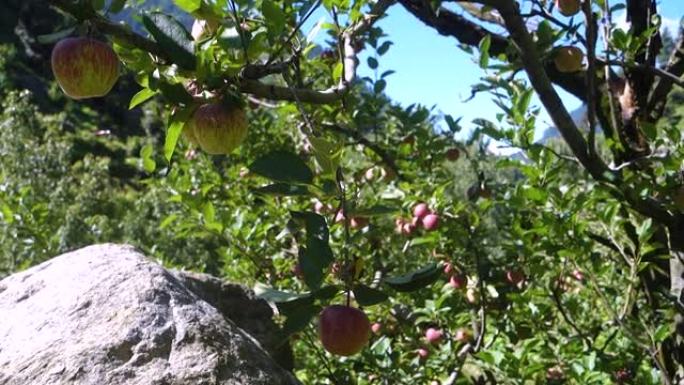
[0, 244, 299, 385]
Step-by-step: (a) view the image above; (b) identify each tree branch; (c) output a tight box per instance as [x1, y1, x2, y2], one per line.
[49, 0, 395, 105]
[398, 0, 590, 101]
[321, 123, 404, 180]
[648, 33, 684, 121]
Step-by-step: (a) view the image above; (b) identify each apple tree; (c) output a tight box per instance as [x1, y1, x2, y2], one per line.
[36, 0, 684, 382]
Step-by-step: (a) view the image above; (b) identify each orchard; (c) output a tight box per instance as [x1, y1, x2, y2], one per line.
[2, 0, 684, 383]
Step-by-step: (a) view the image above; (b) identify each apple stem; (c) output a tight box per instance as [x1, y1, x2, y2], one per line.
[346, 289, 351, 307]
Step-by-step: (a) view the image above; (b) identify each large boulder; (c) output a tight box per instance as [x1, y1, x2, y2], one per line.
[0, 244, 299, 385]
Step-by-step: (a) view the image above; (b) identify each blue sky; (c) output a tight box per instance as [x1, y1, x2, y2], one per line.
[306, 2, 683, 144]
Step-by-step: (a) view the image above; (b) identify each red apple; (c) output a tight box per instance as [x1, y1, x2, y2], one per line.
[416, 347, 430, 360]
[422, 213, 440, 231]
[335, 210, 346, 224]
[318, 305, 371, 356]
[425, 327, 443, 344]
[445, 148, 460, 161]
[413, 203, 430, 219]
[314, 200, 327, 214]
[556, 0, 580, 17]
[571, 269, 585, 282]
[184, 102, 248, 155]
[505, 270, 525, 286]
[402, 222, 416, 235]
[350, 217, 369, 229]
[394, 218, 406, 234]
[371, 322, 382, 335]
[449, 274, 466, 290]
[292, 263, 304, 279]
[454, 328, 472, 343]
[51, 37, 119, 99]
[364, 167, 377, 182]
[553, 46, 584, 73]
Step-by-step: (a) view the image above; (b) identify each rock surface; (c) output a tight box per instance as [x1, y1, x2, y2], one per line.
[0, 244, 299, 385]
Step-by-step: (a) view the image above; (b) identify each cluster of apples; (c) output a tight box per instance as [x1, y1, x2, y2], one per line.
[395, 203, 440, 235]
[415, 326, 472, 361]
[50, 36, 247, 155]
[552, 0, 585, 73]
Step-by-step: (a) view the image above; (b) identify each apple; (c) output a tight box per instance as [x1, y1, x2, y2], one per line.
[314, 200, 327, 214]
[364, 167, 378, 182]
[466, 287, 480, 304]
[292, 263, 304, 279]
[546, 366, 565, 381]
[350, 217, 369, 229]
[556, 0, 580, 17]
[449, 274, 466, 290]
[401, 222, 416, 235]
[371, 322, 382, 335]
[416, 347, 430, 360]
[184, 102, 248, 155]
[395, 218, 406, 234]
[553, 46, 584, 73]
[505, 270, 525, 286]
[571, 269, 585, 282]
[335, 210, 346, 223]
[318, 305, 371, 356]
[454, 328, 472, 343]
[51, 37, 119, 99]
[413, 203, 430, 219]
[422, 213, 440, 231]
[445, 148, 460, 161]
[425, 327, 443, 344]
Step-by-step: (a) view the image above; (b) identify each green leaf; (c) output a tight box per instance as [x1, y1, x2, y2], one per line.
[254, 283, 310, 303]
[173, 0, 202, 13]
[91, 0, 106, 10]
[292, 211, 334, 289]
[353, 284, 388, 306]
[374, 79, 386, 94]
[36, 28, 76, 44]
[349, 204, 399, 217]
[262, 0, 286, 35]
[253, 183, 310, 196]
[479, 35, 491, 68]
[109, 0, 126, 13]
[140, 144, 156, 172]
[384, 263, 442, 292]
[367, 56, 378, 69]
[142, 12, 196, 70]
[164, 105, 196, 162]
[377, 41, 392, 55]
[157, 81, 193, 104]
[282, 303, 320, 336]
[249, 151, 314, 184]
[129, 88, 156, 109]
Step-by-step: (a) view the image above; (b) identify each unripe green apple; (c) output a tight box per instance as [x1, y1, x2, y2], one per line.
[318, 305, 371, 356]
[553, 46, 584, 73]
[184, 102, 248, 155]
[51, 37, 119, 99]
[556, 0, 580, 17]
